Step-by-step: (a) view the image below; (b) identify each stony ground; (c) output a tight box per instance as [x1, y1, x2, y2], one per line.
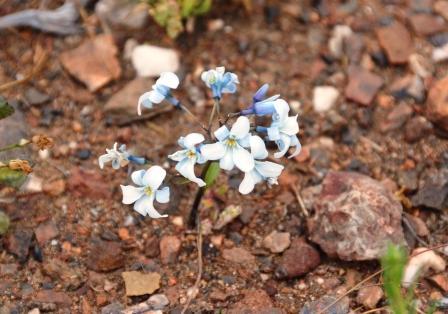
[1, 0, 448, 313]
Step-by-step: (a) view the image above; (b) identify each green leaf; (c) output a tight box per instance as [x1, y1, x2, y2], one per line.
[204, 161, 220, 187]
[181, 0, 196, 17]
[0, 96, 14, 120]
[381, 244, 409, 314]
[0, 167, 27, 188]
[0, 211, 10, 235]
[193, 0, 212, 15]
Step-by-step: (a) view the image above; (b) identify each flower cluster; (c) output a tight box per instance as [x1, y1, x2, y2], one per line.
[99, 67, 301, 218]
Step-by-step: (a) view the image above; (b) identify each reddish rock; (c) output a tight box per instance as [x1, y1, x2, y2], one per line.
[60, 34, 121, 92]
[308, 171, 405, 261]
[404, 116, 433, 142]
[87, 241, 124, 272]
[275, 238, 320, 279]
[426, 76, 448, 131]
[376, 22, 413, 64]
[228, 290, 283, 314]
[405, 214, 430, 237]
[68, 167, 112, 200]
[409, 14, 446, 36]
[35, 290, 71, 305]
[5, 229, 33, 263]
[145, 236, 160, 258]
[222, 247, 255, 264]
[429, 274, 448, 292]
[159, 235, 181, 264]
[356, 286, 384, 309]
[345, 66, 383, 106]
[43, 258, 84, 290]
[43, 179, 66, 196]
[379, 103, 413, 133]
[35, 221, 59, 246]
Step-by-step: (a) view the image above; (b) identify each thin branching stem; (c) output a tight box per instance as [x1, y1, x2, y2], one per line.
[181, 213, 203, 314]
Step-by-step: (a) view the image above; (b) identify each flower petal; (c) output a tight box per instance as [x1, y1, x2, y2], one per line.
[112, 159, 120, 169]
[157, 72, 179, 89]
[267, 126, 281, 141]
[168, 150, 187, 162]
[273, 99, 290, 121]
[131, 169, 146, 186]
[134, 195, 168, 218]
[253, 84, 269, 102]
[155, 186, 170, 203]
[239, 170, 258, 195]
[219, 150, 235, 171]
[214, 125, 230, 142]
[137, 92, 152, 115]
[250, 136, 268, 160]
[238, 134, 251, 148]
[142, 165, 166, 190]
[230, 116, 250, 139]
[98, 154, 113, 169]
[200, 142, 226, 160]
[121, 185, 144, 205]
[222, 82, 237, 94]
[280, 115, 299, 136]
[288, 135, 302, 159]
[148, 90, 165, 104]
[183, 133, 205, 148]
[273, 134, 291, 158]
[255, 160, 284, 178]
[233, 146, 255, 172]
[176, 158, 206, 187]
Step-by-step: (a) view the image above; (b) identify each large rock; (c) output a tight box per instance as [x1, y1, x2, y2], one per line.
[60, 35, 121, 92]
[376, 21, 413, 64]
[426, 76, 448, 131]
[104, 78, 153, 117]
[345, 66, 383, 106]
[308, 171, 405, 261]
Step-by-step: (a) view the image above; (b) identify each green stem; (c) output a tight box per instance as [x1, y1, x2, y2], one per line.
[0, 141, 30, 153]
[188, 161, 212, 228]
[208, 98, 220, 131]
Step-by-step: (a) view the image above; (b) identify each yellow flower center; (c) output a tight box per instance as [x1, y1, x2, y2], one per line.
[226, 138, 237, 148]
[144, 186, 153, 196]
[186, 150, 196, 159]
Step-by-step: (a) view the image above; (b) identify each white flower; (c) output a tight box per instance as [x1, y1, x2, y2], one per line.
[137, 72, 180, 115]
[168, 133, 206, 187]
[98, 143, 130, 169]
[201, 66, 239, 99]
[239, 136, 284, 194]
[120, 166, 170, 218]
[200, 116, 255, 172]
[267, 99, 301, 158]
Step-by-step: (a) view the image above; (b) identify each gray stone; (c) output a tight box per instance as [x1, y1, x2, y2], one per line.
[104, 77, 153, 117]
[0, 103, 30, 161]
[95, 0, 149, 32]
[308, 171, 405, 261]
[300, 295, 349, 314]
[412, 168, 448, 210]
